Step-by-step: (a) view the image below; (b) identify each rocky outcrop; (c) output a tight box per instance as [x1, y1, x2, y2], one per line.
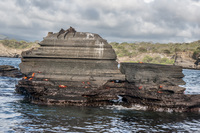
[174, 52, 200, 69]
[119, 63, 200, 112]
[0, 43, 21, 57]
[16, 27, 200, 112]
[120, 63, 185, 88]
[84, 63, 200, 112]
[16, 27, 125, 105]
[0, 42, 38, 58]
[0, 65, 23, 78]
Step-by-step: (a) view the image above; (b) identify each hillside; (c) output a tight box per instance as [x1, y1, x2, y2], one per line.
[110, 40, 200, 69]
[0, 38, 200, 69]
[0, 39, 39, 57]
[0, 34, 8, 40]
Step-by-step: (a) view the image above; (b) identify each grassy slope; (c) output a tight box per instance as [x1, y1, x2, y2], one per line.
[110, 40, 200, 65]
[0, 39, 40, 57]
[0, 39, 39, 49]
[1, 39, 199, 64]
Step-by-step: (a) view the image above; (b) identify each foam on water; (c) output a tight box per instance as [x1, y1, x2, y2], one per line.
[105, 104, 148, 111]
[111, 95, 123, 103]
[104, 104, 181, 113]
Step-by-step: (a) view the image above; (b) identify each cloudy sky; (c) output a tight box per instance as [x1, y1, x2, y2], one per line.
[0, 0, 200, 43]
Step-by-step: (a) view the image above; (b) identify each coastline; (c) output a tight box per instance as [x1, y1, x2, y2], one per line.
[0, 42, 199, 70]
[0, 42, 38, 58]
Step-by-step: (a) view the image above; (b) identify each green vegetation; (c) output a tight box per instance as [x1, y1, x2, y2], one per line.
[0, 39, 39, 49]
[192, 46, 200, 60]
[142, 55, 174, 65]
[110, 40, 200, 65]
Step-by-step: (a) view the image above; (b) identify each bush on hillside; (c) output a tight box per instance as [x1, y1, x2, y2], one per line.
[109, 41, 199, 65]
[138, 47, 147, 53]
[163, 49, 171, 54]
[142, 55, 153, 63]
[192, 47, 200, 60]
[0, 39, 36, 49]
[142, 55, 174, 65]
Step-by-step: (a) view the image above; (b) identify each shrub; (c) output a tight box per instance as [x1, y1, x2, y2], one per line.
[138, 47, 147, 53]
[142, 55, 153, 63]
[197, 46, 200, 51]
[152, 47, 158, 53]
[192, 47, 200, 60]
[175, 48, 181, 52]
[160, 57, 174, 64]
[1, 39, 37, 49]
[163, 49, 171, 54]
[160, 58, 168, 63]
[142, 56, 174, 64]
[152, 56, 161, 64]
[109, 41, 199, 65]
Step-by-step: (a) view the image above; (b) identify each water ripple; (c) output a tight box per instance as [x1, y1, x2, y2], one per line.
[0, 57, 200, 132]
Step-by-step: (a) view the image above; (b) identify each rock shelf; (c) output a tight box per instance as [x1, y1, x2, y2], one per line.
[0, 65, 23, 78]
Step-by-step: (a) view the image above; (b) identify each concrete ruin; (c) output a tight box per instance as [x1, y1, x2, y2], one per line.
[16, 27, 200, 112]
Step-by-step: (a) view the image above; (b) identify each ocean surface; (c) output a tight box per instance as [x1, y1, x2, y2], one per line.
[0, 57, 200, 132]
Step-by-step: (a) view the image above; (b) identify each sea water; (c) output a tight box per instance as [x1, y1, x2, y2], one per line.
[0, 57, 200, 132]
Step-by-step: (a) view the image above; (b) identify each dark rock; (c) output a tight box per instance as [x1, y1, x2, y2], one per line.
[194, 57, 200, 67]
[16, 27, 125, 105]
[119, 63, 200, 112]
[16, 27, 200, 112]
[120, 63, 185, 89]
[0, 65, 23, 78]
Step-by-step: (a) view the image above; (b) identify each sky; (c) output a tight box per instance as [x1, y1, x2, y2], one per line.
[0, 0, 200, 43]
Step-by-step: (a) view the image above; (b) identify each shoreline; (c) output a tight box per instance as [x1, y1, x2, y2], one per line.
[1, 56, 200, 70]
[0, 56, 20, 58]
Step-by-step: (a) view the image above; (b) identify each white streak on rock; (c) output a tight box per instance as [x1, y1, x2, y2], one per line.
[95, 40, 104, 57]
[86, 33, 94, 39]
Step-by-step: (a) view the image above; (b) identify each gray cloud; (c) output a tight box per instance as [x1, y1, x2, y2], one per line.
[0, 0, 200, 43]
[82, 8, 100, 20]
